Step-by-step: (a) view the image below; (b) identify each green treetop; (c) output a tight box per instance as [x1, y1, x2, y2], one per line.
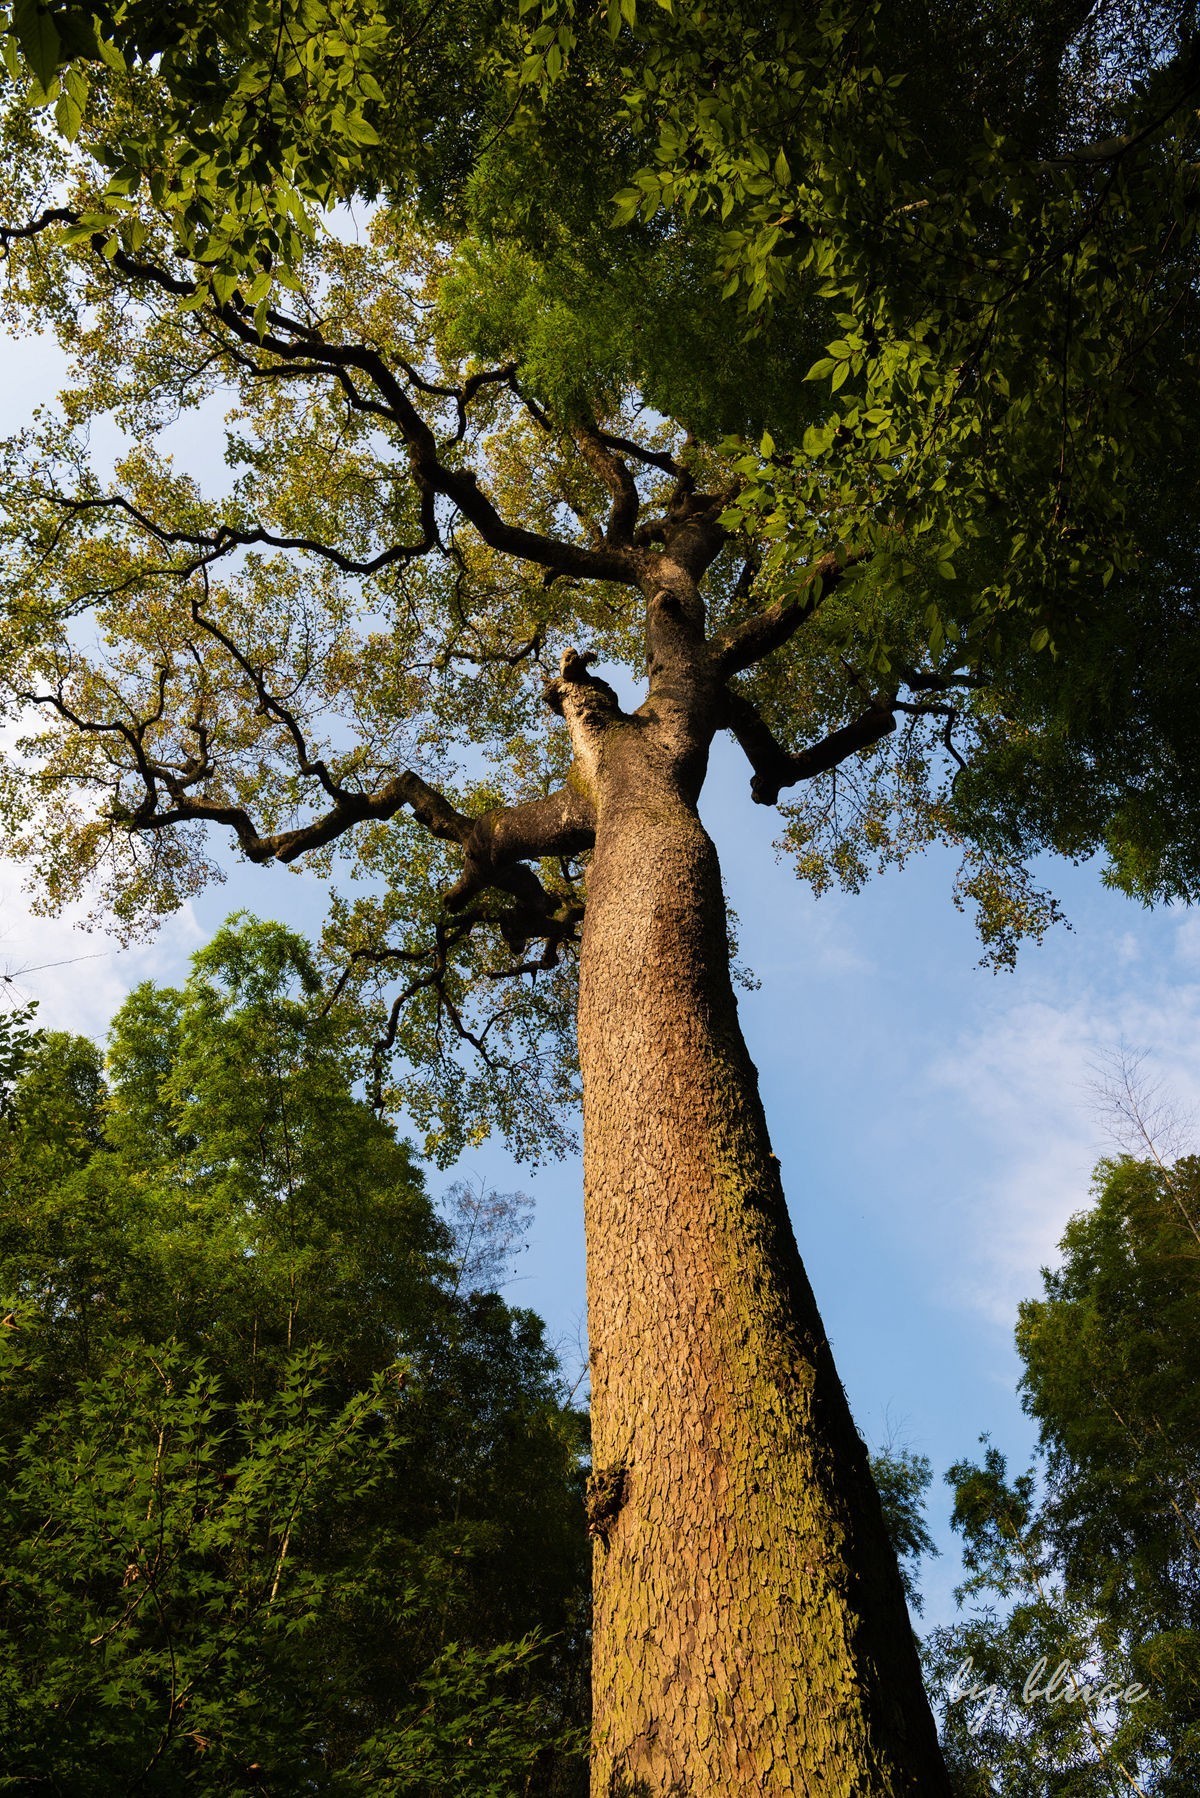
[0, 915, 589, 1794]
[0, 5, 1195, 1084]
[927, 1151, 1200, 1795]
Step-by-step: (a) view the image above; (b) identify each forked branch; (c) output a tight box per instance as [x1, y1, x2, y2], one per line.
[46, 487, 440, 579]
[723, 688, 898, 806]
[102, 229, 638, 586]
[710, 549, 864, 677]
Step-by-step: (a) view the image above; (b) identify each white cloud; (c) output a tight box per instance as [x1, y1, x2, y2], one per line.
[749, 890, 875, 981]
[925, 964, 1200, 1326]
[0, 875, 204, 1043]
[1175, 911, 1200, 969]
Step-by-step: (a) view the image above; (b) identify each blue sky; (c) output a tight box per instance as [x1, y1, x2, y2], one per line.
[3, 325, 1198, 1632]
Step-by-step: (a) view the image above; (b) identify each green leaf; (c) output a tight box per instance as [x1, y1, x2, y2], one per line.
[341, 112, 381, 147]
[12, 0, 61, 91]
[104, 170, 142, 197]
[93, 30, 124, 72]
[54, 90, 82, 141]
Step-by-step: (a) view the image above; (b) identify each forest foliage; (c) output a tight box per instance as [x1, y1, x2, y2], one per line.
[927, 1152, 1200, 1795]
[0, 918, 590, 1794]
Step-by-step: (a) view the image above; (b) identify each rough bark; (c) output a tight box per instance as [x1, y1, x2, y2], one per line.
[576, 698, 952, 1795]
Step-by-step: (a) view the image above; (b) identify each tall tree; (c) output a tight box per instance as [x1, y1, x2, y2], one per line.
[1, 3, 1198, 1791]
[926, 1153, 1200, 1795]
[0, 918, 589, 1793]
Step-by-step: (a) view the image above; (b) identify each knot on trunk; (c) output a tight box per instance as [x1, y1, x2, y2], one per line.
[543, 646, 620, 717]
[586, 1460, 628, 1545]
[749, 770, 782, 807]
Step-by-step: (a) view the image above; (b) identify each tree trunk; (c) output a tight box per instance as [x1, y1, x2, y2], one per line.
[577, 717, 951, 1796]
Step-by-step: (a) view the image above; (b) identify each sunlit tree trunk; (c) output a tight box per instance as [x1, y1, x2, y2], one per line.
[576, 710, 950, 1796]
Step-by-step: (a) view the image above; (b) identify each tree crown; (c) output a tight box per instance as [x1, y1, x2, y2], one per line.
[1, 0, 1198, 1151]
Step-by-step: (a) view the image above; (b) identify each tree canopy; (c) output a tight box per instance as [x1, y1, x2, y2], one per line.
[0, 917, 589, 1793]
[926, 1151, 1200, 1795]
[0, 2, 1196, 1157]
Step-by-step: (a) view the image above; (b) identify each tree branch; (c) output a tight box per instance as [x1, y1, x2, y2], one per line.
[1034, 41, 1200, 171]
[594, 429, 684, 478]
[3, 211, 643, 588]
[709, 549, 864, 677]
[48, 487, 440, 578]
[0, 208, 77, 247]
[20, 671, 470, 863]
[445, 785, 596, 914]
[573, 420, 639, 545]
[99, 238, 636, 585]
[893, 699, 969, 774]
[723, 688, 897, 805]
[138, 766, 469, 865]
